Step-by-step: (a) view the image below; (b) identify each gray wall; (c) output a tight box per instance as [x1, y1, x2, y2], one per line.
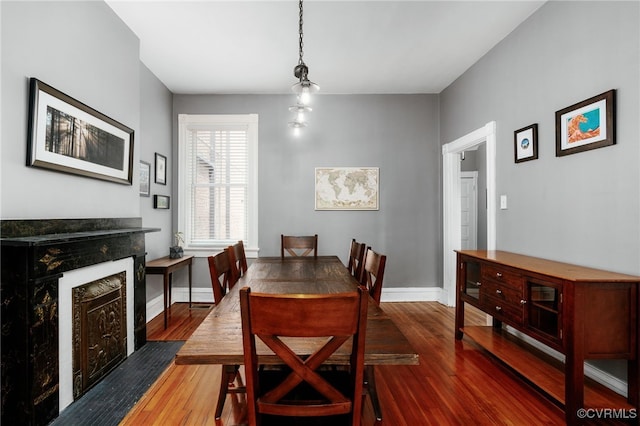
[440, 0, 639, 381]
[441, 1, 639, 276]
[140, 64, 174, 301]
[1, 1, 141, 219]
[1, 1, 175, 306]
[173, 94, 441, 290]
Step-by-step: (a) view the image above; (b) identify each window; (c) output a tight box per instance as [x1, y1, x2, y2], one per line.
[178, 114, 258, 255]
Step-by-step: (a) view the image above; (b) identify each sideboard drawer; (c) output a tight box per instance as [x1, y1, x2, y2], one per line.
[483, 294, 523, 325]
[482, 265, 522, 290]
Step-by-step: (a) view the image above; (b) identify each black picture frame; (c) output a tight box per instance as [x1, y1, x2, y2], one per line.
[555, 89, 616, 157]
[514, 124, 538, 163]
[153, 195, 170, 209]
[139, 161, 151, 197]
[155, 153, 167, 185]
[27, 78, 134, 184]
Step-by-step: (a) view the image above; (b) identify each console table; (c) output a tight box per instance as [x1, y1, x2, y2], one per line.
[455, 250, 640, 425]
[146, 255, 194, 329]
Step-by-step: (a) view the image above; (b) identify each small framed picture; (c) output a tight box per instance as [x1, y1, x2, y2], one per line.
[555, 89, 615, 157]
[153, 195, 170, 209]
[155, 153, 167, 185]
[514, 124, 538, 163]
[139, 161, 150, 196]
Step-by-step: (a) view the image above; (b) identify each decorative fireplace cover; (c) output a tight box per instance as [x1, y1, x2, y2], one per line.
[72, 271, 127, 399]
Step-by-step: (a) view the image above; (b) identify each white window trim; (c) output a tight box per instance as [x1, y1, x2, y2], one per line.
[177, 114, 259, 257]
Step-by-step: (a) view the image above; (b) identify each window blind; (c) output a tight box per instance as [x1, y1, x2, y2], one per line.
[186, 124, 248, 245]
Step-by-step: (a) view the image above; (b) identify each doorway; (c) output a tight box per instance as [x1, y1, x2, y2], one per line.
[442, 122, 497, 306]
[460, 171, 478, 250]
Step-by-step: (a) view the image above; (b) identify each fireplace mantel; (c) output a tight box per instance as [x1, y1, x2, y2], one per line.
[1, 218, 159, 425]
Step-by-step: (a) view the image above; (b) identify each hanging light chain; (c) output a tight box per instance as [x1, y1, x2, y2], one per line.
[298, 0, 304, 66]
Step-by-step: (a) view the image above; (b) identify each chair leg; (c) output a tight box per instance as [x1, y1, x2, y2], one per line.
[215, 365, 246, 420]
[365, 365, 382, 424]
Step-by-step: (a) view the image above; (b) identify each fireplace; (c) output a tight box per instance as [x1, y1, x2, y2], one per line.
[1, 218, 158, 426]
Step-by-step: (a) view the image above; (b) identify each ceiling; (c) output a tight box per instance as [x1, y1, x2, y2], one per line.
[106, 1, 545, 95]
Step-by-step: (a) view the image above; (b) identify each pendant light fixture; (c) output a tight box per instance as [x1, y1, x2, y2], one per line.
[288, 0, 318, 132]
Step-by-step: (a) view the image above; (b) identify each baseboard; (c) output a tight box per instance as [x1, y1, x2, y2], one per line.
[380, 286, 444, 303]
[506, 327, 628, 398]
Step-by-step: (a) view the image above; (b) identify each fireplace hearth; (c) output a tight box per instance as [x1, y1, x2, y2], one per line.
[1, 218, 158, 426]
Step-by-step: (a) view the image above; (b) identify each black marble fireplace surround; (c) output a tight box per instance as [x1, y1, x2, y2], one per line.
[1, 218, 159, 425]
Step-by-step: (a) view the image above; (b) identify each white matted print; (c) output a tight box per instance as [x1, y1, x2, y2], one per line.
[315, 167, 379, 210]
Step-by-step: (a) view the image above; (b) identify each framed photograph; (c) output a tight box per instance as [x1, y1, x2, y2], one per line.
[315, 167, 379, 210]
[155, 153, 167, 185]
[514, 124, 538, 163]
[556, 89, 616, 157]
[139, 161, 151, 197]
[153, 195, 170, 209]
[27, 78, 134, 184]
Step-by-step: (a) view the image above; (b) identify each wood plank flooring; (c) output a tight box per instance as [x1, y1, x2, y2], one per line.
[122, 302, 572, 425]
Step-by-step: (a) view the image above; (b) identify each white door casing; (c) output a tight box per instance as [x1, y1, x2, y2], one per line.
[442, 122, 496, 307]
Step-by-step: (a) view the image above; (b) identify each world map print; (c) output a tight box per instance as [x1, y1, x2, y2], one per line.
[315, 167, 379, 210]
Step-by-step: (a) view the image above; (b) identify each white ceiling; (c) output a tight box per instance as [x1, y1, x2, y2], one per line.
[106, 0, 545, 95]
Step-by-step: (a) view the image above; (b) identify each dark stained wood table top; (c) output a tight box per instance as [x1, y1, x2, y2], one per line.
[175, 256, 419, 366]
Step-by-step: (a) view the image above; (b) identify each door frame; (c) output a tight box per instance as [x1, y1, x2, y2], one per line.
[442, 121, 496, 306]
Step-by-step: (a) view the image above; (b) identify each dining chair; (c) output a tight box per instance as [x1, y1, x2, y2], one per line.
[240, 286, 368, 426]
[359, 247, 387, 424]
[207, 248, 237, 305]
[347, 239, 366, 279]
[280, 234, 318, 259]
[208, 249, 245, 419]
[228, 240, 248, 282]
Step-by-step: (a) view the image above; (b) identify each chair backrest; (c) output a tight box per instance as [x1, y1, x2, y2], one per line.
[228, 240, 248, 282]
[207, 248, 238, 305]
[347, 239, 366, 279]
[240, 286, 368, 426]
[359, 247, 387, 305]
[280, 234, 318, 259]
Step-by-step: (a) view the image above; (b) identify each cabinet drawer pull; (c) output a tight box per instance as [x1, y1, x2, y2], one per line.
[495, 289, 502, 295]
[476, 282, 482, 286]
[495, 306, 502, 311]
[520, 299, 527, 305]
[496, 272, 503, 278]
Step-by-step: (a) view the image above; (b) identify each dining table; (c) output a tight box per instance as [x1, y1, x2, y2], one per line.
[175, 255, 419, 367]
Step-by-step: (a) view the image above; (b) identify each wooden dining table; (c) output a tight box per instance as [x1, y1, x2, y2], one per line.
[175, 256, 419, 367]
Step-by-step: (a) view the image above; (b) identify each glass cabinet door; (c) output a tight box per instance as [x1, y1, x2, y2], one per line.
[464, 261, 481, 301]
[526, 278, 561, 343]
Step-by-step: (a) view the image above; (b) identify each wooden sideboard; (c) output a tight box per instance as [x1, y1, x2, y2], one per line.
[455, 250, 640, 425]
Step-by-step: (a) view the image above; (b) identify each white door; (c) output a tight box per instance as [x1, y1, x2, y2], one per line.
[460, 171, 478, 250]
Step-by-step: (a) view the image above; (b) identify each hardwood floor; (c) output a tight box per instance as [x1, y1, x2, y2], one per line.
[122, 302, 570, 425]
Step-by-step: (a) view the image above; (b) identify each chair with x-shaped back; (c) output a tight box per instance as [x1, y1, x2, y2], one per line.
[359, 246, 387, 424]
[208, 248, 245, 419]
[240, 285, 368, 426]
[281, 234, 318, 259]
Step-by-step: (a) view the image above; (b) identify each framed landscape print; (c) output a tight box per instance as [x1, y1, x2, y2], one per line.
[27, 78, 134, 184]
[556, 90, 615, 157]
[514, 123, 538, 163]
[153, 195, 170, 209]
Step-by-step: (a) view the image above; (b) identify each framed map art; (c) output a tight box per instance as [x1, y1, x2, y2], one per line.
[315, 167, 379, 211]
